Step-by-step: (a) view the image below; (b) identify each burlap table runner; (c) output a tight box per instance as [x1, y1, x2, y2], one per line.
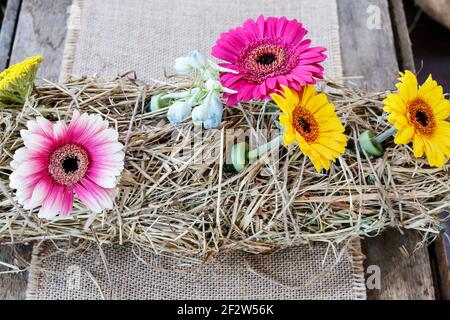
[26, 0, 367, 300]
[27, 242, 365, 300]
[60, 0, 343, 82]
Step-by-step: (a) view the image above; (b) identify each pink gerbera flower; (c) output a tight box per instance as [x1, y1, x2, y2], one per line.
[212, 15, 327, 105]
[9, 110, 124, 219]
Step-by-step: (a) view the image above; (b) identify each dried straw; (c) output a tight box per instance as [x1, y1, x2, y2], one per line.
[0, 75, 448, 260]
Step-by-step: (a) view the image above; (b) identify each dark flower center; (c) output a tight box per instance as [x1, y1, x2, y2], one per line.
[256, 52, 277, 66]
[292, 106, 319, 143]
[406, 98, 436, 136]
[297, 118, 312, 133]
[245, 44, 287, 76]
[62, 156, 79, 174]
[237, 37, 300, 84]
[415, 111, 428, 127]
[49, 144, 89, 186]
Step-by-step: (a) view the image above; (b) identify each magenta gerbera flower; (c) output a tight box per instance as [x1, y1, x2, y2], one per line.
[9, 110, 124, 219]
[212, 15, 327, 105]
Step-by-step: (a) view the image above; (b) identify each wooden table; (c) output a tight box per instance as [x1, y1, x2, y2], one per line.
[0, 0, 449, 300]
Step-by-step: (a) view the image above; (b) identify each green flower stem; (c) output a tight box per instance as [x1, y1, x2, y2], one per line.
[247, 135, 283, 160]
[359, 127, 397, 157]
[372, 127, 397, 145]
[231, 135, 283, 172]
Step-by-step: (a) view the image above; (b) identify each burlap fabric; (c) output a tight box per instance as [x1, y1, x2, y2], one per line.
[27, 0, 367, 300]
[27, 242, 365, 300]
[60, 0, 343, 83]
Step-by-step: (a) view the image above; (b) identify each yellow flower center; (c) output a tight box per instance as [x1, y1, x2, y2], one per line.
[407, 98, 436, 136]
[292, 106, 319, 143]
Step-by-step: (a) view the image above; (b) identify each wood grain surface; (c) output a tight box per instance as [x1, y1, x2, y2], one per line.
[0, 0, 21, 70]
[338, 0, 436, 300]
[9, 0, 71, 82]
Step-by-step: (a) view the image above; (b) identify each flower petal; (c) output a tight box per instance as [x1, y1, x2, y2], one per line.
[397, 70, 418, 101]
[413, 134, 425, 158]
[75, 179, 114, 213]
[283, 129, 296, 145]
[30, 175, 53, 208]
[394, 126, 414, 144]
[73, 182, 103, 213]
[434, 99, 450, 120]
[38, 184, 65, 219]
[60, 187, 74, 217]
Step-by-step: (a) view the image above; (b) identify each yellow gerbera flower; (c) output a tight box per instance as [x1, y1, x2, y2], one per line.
[384, 71, 450, 167]
[271, 85, 347, 172]
[0, 55, 43, 108]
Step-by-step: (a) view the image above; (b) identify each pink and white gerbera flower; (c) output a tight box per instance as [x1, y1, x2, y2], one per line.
[212, 15, 327, 105]
[9, 110, 124, 219]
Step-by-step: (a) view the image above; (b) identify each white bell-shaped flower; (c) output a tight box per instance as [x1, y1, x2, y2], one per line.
[174, 50, 206, 75]
[192, 91, 223, 129]
[167, 100, 193, 124]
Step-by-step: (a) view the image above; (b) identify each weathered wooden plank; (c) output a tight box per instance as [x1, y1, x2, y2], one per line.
[362, 230, 435, 299]
[0, 0, 26, 301]
[390, 0, 448, 299]
[429, 235, 450, 299]
[338, 0, 436, 300]
[390, 0, 449, 300]
[9, 0, 72, 82]
[0, 0, 21, 70]
[0, 244, 31, 300]
[0, 0, 71, 300]
[389, 0, 415, 72]
[338, 0, 400, 91]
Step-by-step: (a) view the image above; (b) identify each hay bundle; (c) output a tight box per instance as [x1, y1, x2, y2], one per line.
[0, 75, 447, 258]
